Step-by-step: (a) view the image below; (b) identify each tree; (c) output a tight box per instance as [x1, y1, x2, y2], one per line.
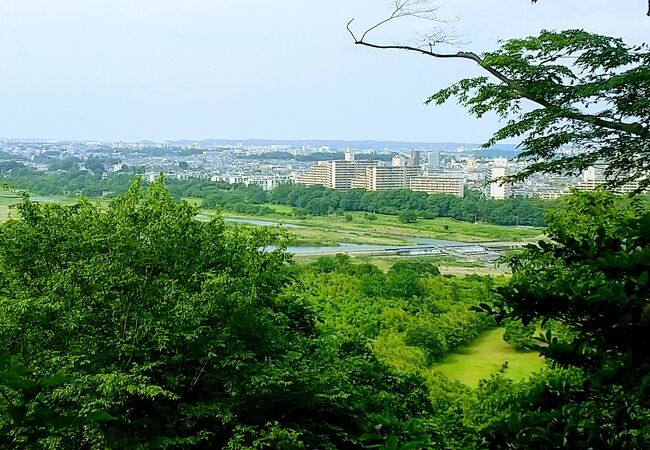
[0, 179, 435, 448]
[84, 155, 105, 174]
[398, 210, 417, 224]
[348, 2, 650, 189]
[474, 191, 650, 448]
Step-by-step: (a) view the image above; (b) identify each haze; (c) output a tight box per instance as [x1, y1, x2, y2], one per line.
[0, 0, 646, 143]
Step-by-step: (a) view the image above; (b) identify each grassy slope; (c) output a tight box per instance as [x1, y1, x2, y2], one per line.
[432, 328, 545, 387]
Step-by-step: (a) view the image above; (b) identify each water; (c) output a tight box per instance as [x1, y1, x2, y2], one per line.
[222, 216, 493, 255]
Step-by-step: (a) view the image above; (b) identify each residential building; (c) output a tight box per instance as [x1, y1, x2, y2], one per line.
[296, 161, 375, 190]
[490, 157, 509, 199]
[428, 151, 441, 168]
[409, 176, 465, 197]
[351, 166, 420, 191]
[576, 164, 644, 194]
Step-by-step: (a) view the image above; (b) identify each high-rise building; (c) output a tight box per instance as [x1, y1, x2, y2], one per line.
[296, 162, 332, 188]
[296, 161, 375, 190]
[344, 148, 355, 161]
[410, 176, 464, 197]
[490, 158, 509, 199]
[392, 154, 407, 167]
[428, 151, 441, 168]
[409, 150, 421, 167]
[351, 166, 420, 191]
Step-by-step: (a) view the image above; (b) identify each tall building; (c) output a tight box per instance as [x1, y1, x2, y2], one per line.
[410, 176, 464, 197]
[296, 161, 375, 190]
[409, 150, 421, 167]
[351, 166, 420, 191]
[490, 158, 509, 200]
[428, 151, 441, 168]
[296, 162, 332, 188]
[344, 148, 355, 162]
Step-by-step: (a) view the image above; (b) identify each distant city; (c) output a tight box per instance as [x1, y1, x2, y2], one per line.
[0, 137, 639, 199]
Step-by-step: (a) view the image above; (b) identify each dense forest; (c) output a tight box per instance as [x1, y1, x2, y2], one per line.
[0, 180, 647, 448]
[0, 167, 552, 227]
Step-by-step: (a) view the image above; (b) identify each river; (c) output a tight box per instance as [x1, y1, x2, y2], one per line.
[222, 217, 495, 256]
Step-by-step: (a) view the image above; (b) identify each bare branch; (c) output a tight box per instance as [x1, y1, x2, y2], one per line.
[347, 2, 650, 139]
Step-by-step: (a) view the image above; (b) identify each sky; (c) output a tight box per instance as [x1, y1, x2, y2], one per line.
[0, 0, 647, 143]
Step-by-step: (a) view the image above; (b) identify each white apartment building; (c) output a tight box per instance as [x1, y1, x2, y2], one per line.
[490, 157, 509, 199]
[577, 164, 644, 194]
[351, 166, 420, 191]
[296, 161, 376, 190]
[409, 176, 465, 197]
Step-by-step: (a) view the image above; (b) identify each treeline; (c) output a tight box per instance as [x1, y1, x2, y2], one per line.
[1, 167, 136, 197]
[267, 184, 550, 226]
[1, 169, 551, 226]
[170, 179, 550, 226]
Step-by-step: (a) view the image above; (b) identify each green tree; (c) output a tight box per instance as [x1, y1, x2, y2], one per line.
[475, 191, 650, 448]
[349, 5, 650, 189]
[0, 179, 435, 448]
[397, 210, 417, 224]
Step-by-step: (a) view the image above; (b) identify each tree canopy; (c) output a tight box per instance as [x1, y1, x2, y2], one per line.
[349, 4, 650, 189]
[0, 179, 436, 448]
[475, 191, 650, 447]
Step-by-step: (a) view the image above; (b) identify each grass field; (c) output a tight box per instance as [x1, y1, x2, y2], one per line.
[431, 328, 545, 387]
[0, 194, 21, 221]
[218, 207, 544, 244]
[288, 227, 409, 247]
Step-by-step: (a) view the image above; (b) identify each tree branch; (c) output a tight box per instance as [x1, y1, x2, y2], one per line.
[347, 14, 650, 139]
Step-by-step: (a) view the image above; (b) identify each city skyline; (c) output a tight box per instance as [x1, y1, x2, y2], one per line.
[0, 1, 645, 142]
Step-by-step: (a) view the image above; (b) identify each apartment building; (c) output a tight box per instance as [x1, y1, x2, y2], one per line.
[575, 164, 645, 194]
[490, 157, 509, 199]
[296, 161, 375, 190]
[351, 166, 420, 191]
[409, 176, 465, 197]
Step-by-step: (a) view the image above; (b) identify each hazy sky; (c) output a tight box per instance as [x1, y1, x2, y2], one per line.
[0, 0, 646, 143]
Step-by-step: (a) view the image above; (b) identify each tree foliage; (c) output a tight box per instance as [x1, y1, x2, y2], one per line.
[475, 191, 650, 447]
[429, 30, 650, 188]
[350, 4, 650, 189]
[0, 179, 437, 448]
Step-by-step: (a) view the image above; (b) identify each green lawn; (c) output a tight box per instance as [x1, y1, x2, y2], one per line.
[262, 203, 295, 214]
[431, 328, 545, 387]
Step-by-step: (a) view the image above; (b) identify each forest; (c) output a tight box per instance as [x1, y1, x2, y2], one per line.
[0, 180, 647, 448]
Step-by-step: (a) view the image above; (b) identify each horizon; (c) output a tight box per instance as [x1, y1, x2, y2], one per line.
[0, 135, 521, 151]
